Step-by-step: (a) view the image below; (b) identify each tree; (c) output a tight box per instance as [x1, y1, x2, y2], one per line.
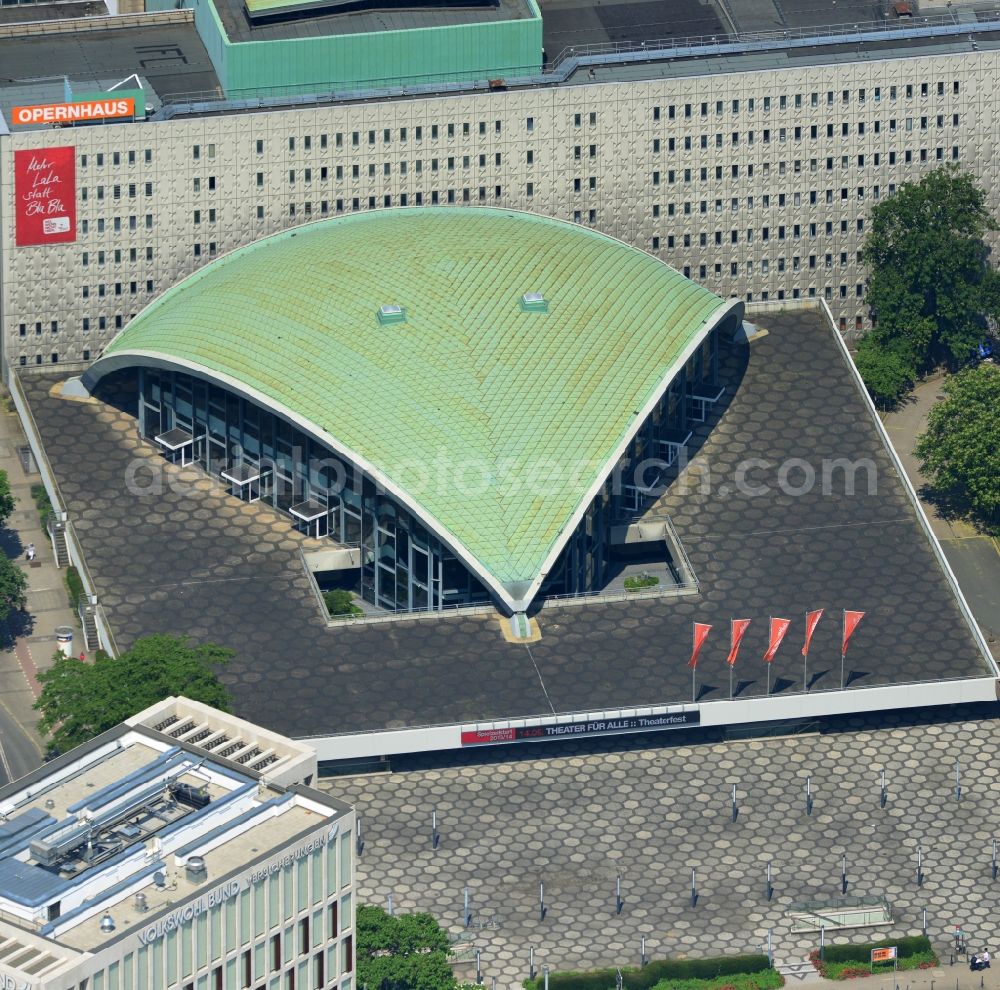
[915, 362, 1000, 529]
[0, 471, 16, 530]
[861, 167, 1000, 385]
[35, 634, 233, 753]
[0, 554, 27, 623]
[853, 333, 917, 408]
[357, 905, 458, 990]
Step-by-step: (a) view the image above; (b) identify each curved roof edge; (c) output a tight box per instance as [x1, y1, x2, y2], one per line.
[80, 351, 521, 612]
[83, 295, 743, 614]
[514, 295, 744, 610]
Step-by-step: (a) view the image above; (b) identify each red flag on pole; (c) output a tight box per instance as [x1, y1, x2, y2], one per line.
[763, 618, 791, 663]
[842, 610, 866, 656]
[727, 619, 751, 666]
[687, 623, 712, 669]
[801, 609, 824, 657]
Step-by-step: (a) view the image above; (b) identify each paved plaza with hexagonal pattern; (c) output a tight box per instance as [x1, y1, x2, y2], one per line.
[19, 309, 991, 742]
[324, 705, 1000, 988]
[25, 312, 990, 736]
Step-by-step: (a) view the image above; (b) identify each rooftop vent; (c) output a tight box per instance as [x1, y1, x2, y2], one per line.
[100, 913, 116, 933]
[377, 304, 406, 326]
[520, 292, 548, 313]
[185, 856, 208, 883]
[153, 871, 167, 889]
[134, 892, 148, 913]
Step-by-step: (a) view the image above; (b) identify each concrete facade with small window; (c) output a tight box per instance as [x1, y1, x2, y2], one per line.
[0, 699, 355, 990]
[0, 29, 998, 372]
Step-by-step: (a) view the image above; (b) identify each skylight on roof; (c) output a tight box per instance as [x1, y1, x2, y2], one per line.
[377, 304, 406, 325]
[520, 292, 548, 313]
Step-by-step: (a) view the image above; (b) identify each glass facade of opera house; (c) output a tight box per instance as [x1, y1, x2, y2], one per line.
[137, 325, 721, 613]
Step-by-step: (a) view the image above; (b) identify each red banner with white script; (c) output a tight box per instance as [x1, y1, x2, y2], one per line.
[15, 147, 77, 246]
[763, 617, 791, 663]
[726, 618, 751, 666]
[687, 622, 712, 669]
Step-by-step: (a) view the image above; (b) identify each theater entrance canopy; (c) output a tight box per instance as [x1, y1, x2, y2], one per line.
[85, 208, 742, 613]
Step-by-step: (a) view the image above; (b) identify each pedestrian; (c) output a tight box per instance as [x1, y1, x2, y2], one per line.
[25, 543, 35, 562]
[983, 948, 991, 969]
[971, 954, 981, 972]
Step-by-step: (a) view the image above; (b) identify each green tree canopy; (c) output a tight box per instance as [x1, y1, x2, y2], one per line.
[915, 363, 1000, 530]
[0, 553, 27, 624]
[853, 333, 918, 408]
[357, 905, 457, 990]
[0, 471, 17, 530]
[35, 634, 233, 752]
[861, 167, 1000, 387]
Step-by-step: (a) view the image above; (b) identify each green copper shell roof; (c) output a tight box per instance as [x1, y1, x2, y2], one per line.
[99, 208, 731, 608]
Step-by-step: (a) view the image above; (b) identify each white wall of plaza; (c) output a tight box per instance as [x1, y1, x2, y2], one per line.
[2, 45, 1000, 371]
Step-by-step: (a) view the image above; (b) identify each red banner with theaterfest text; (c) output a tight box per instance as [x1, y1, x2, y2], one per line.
[15, 147, 76, 246]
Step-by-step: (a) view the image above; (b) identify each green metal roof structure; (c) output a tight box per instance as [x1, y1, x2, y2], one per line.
[147, 0, 541, 99]
[88, 208, 741, 612]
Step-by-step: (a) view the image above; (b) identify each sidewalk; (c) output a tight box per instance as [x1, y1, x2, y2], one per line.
[785, 963, 1000, 990]
[0, 392, 82, 779]
[881, 374, 1000, 659]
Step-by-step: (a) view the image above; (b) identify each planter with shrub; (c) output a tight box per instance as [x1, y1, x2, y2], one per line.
[522, 953, 781, 990]
[810, 936, 938, 980]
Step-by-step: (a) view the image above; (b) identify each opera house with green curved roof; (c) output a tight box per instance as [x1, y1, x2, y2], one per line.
[83, 208, 743, 617]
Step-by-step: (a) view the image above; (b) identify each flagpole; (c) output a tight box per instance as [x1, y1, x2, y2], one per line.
[803, 611, 808, 693]
[729, 664, 733, 700]
[840, 609, 845, 689]
[766, 615, 771, 696]
[692, 661, 696, 704]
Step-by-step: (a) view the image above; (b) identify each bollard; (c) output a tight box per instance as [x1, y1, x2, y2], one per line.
[464, 886, 471, 928]
[539, 881, 546, 922]
[356, 816, 364, 857]
[641, 935, 646, 967]
[530, 948, 535, 981]
[880, 769, 887, 809]
[767, 929, 773, 968]
[923, 908, 927, 936]
[806, 776, 813, 816]
[616, 969, 623, 990]
[616, 874, 623, 916]
[432, 810, 439, 850]
[956, 760, 961, 802]
[842, 854, 848, 895]
[993, 839, 997, 881]
[691, 868, 697, 908]
[476, 949, 482, 985]
[544, 966, 550, 990]
[917, 846, 923, 887]
[820, 924, 826, 962]
[386, 893, 393, 916]
[732, 783, 738, 823]
[766, 862, 773, 902]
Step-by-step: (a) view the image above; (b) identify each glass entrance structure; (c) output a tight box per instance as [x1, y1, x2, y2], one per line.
[86, 208, 742, 616]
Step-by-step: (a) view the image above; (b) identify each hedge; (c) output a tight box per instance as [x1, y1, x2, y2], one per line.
[821, 936, 933, 964]
[523, 954, 772, 990]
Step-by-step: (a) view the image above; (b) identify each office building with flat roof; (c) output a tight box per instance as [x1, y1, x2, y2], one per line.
[0, 698, 355, 990]
[2, 16, 1000, 375]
